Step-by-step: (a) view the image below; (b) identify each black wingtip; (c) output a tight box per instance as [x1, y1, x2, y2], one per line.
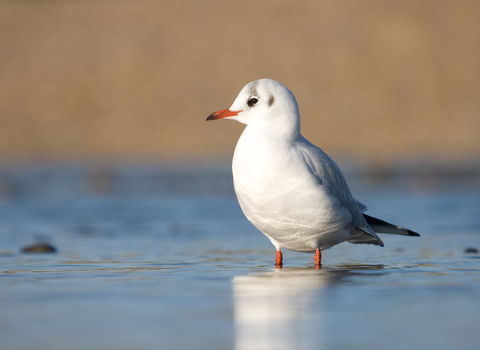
[407, 230, 421, 237]
[364, 214, 420, 237]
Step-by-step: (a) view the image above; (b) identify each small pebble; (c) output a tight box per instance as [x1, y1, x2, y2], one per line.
[464, 247, 478, 254]
[21, 243, 57, 254]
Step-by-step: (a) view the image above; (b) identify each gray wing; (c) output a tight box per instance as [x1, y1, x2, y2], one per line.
[296, 138, 383, 246]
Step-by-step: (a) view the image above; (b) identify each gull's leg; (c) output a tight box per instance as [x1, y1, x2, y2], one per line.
[275, 249, 283, 268]
[314, 248, 322, 269]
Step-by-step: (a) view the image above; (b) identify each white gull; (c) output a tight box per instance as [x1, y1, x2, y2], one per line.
[207, 78, 419, 268]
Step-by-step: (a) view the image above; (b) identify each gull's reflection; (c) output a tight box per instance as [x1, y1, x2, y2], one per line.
[233, 265, 383, 350]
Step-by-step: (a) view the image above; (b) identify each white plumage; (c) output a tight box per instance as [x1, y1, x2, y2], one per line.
[207, 78, 418, 267]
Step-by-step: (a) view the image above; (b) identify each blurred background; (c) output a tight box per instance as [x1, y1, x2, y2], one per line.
[2, 3, 480, 350]
[1, 0, 479, 165]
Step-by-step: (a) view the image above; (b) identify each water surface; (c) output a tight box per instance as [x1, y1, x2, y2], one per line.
[1, 163, 479, 350]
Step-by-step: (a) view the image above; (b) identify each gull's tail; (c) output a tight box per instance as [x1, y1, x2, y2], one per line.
[363, 214, 420, 237]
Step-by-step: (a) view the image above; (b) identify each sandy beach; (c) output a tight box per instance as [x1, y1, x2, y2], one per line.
[1, 0, 479, 163]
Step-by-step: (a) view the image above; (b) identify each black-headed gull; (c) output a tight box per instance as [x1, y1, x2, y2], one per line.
[207, 78, 419, 268]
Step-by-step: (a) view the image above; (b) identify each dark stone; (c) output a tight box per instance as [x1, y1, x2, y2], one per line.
[464, 247, 478, 254]
[21, 243, 57, 253]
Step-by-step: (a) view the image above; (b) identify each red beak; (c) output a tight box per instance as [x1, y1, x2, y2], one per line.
[206, 109, 239, 121]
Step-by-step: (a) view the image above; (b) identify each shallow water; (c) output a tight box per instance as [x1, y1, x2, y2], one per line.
[1, 163, 479, 350]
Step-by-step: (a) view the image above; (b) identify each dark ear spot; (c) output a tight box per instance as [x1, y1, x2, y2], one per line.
[268, 95, 275, 107]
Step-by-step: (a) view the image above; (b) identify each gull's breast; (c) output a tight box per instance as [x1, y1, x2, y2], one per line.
[232, 135, 352, 252]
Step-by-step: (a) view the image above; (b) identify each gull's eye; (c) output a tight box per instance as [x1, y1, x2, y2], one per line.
[247, 97, 259, 107]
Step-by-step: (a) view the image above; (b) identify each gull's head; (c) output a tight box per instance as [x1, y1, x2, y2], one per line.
[206, 79, 301, 137]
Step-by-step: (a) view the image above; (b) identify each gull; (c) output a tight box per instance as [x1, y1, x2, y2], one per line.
[206, 78, 419, 268]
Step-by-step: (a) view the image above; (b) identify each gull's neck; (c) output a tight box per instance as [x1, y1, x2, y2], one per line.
[248, 112, 301, 142]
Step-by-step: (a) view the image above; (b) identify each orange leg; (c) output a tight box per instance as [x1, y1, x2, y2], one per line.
[275, 250, 283, 268]
[314, 248, 322, 269]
